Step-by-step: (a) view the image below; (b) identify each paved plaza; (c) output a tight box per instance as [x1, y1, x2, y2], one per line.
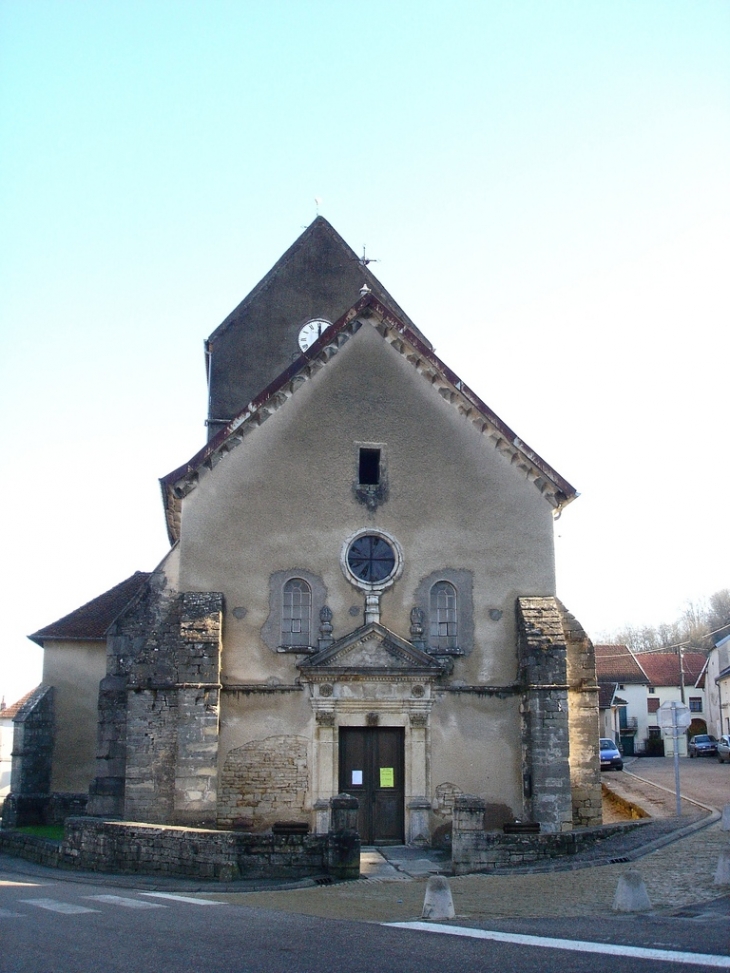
[209, 758, 730, 922]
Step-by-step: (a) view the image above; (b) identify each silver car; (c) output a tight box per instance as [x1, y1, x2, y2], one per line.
[717, 735, 730, 763]
[688, 733, 717, 757]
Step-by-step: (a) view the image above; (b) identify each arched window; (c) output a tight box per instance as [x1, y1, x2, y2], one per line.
[281, 578, 312, 648]
[429, 581, 458, 651]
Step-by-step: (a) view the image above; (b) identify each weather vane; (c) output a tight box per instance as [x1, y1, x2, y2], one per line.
[359, 245, 379, 267]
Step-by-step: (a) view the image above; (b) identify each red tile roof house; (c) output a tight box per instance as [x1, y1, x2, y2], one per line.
[638, 651, 709, 757]
[595, 645, 649, 755]
[596, 644, 709, 757]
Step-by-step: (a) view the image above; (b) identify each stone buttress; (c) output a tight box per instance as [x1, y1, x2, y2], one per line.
[88, 575, 223, 827]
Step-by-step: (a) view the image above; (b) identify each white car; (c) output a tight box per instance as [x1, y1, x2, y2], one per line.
[717, 735, 730, 763]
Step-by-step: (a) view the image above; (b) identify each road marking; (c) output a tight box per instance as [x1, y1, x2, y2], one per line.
[20, 898, 99, 915]
[84, 895, 167, 909]
[0, 908, 24, 918]
[139, 892, 223, 906]
[385, 922, 730, 969]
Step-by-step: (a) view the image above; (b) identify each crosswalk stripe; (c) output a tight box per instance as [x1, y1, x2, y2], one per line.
[139, 892, 223, 906]
[84, 895, 167, 909]
[20, 898, 99, 915]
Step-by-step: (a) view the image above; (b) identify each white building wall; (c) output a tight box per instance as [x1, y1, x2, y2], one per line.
[0, 718, 13, 797]
[707, 637, 730, 738]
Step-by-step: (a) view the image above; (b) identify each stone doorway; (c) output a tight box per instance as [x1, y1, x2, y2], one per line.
[338, 727, 404, 844]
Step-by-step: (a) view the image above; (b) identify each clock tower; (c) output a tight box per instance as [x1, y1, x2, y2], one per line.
[204, 216, 429, 440]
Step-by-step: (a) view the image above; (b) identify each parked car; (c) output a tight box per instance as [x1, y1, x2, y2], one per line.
[687, 733, 718, 757]
[599, 738, 623, 771]
[716, 735, 730, 763]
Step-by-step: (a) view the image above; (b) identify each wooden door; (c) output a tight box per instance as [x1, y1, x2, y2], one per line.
[339, 727, 405, 845]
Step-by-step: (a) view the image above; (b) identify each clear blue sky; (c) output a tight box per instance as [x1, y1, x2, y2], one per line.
[1, 0, 728, 704]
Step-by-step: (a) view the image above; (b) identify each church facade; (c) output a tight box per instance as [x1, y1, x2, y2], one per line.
[21, 218, 601, 843]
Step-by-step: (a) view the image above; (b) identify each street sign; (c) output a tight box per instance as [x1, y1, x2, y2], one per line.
[658, 701, 691, 730]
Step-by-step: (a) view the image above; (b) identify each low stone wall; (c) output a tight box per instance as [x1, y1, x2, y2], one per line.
[0, 807, 360, 883]
[1, 792, 88, 829]
[65, 819, 330, 880]
[0, 831, 62, 869]
[451, 794, 641, 875]
[452, 825, 639, 874]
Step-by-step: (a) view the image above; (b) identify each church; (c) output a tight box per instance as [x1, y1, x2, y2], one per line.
[17, 218, 601, 844]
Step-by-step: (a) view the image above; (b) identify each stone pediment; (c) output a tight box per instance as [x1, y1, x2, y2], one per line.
[298, 623, 445, 677]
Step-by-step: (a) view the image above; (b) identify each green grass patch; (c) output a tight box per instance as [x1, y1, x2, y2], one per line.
[15, 825, 64, 841]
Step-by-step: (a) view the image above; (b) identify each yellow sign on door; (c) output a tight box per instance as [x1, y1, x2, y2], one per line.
[379, 767, 394, 788]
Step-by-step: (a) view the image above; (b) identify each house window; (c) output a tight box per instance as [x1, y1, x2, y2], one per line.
[689, 697, 702, 713]
[359, 448, 380, 485]
[648, 686, 655, 694]
[647, 698, 660, 713]
[429, 581, 458, 651]
[281, 578, 312, 648]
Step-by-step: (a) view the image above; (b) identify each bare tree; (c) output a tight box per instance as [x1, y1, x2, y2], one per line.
[603, 588, 730, 654]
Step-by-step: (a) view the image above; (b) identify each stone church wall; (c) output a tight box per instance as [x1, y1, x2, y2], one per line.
[217, 734, 309, 830]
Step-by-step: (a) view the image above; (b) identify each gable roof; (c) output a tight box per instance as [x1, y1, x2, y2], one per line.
[598, 682, 617, 708]
[0, 688, 38, 720]
[207, 216, 428, 349]
[594, 644, 649, 685]
[205, 217, 432, 431]
[637, 651, 708, 690]
[161, 292, 578, 543]
[29, 571, 150, 645]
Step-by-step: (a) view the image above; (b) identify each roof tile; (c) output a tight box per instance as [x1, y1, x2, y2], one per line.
[29, 572, 150, 644]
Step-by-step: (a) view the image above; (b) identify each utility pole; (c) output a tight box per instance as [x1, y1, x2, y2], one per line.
[678, 644, 686, 704]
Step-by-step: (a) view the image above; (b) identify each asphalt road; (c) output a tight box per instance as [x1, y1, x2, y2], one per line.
[0, 756, 727, 973]
[622, 756, 730, 812]
[1, 864, 728, 973]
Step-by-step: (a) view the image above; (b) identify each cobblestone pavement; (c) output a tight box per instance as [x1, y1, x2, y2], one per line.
[207, 763, 730, 922]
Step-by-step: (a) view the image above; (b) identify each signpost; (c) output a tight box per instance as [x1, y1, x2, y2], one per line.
[658, 701, 692, 815]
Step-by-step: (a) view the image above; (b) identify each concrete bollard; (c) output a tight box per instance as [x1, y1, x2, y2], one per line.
[421, 875, 455, 920]
[722, 805, 730, 832]
[612, 870, 652, 912]
[714, 849, 730, 886]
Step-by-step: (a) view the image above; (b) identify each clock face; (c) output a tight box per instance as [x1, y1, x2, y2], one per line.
[298, 318, 330, 352]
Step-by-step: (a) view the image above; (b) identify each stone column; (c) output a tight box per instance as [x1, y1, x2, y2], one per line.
[312, 708, 336, 830]
[407, 710, 430, 844]
[517, 597, 573, 834]
[452, 794, 486, 874]
[327, 793, 360, 879]
[561, 601, 602, 827]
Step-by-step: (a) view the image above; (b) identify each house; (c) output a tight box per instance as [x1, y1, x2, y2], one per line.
[706, 634, 730, 738]
[594, 644, 649, 755]
[639, 651, 708, 757]
[8, 217, 602, 841]
[639, 650, 709, 754]
[596, 644, 709, 757]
